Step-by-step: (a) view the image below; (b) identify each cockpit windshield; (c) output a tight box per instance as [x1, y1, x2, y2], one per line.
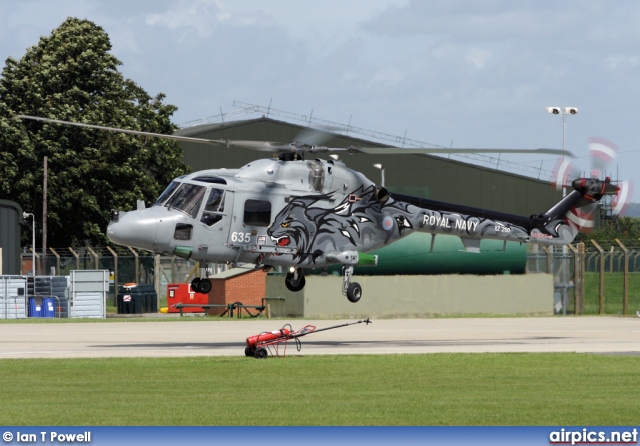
[160, 182, 206, 219]
[153, 181, 180, 207]
[153, 181, 227, 223]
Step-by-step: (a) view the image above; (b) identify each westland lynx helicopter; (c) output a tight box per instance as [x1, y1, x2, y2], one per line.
[18, 115, 622, 303]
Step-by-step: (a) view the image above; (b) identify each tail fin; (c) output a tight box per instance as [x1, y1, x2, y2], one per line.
[530, 177, 619, 243]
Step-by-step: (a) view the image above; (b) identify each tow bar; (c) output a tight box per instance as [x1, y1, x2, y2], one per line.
[244, 318, 372, 359]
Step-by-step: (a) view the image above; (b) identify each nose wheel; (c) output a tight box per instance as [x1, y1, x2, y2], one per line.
[342, 266, 362, 303]
[285, 268, 306, 292]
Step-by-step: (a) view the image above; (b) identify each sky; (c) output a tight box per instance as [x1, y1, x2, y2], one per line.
[2, 0, 640, 202]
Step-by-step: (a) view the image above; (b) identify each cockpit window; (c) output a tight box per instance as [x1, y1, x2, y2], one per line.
[164, 183, 206, 219]
[201, 188, 225, 227]
[204, 188, 224, 213]
[153, 181, 180, 207]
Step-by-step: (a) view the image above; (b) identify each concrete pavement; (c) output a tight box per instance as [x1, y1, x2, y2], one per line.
[1, 316, 639, 359]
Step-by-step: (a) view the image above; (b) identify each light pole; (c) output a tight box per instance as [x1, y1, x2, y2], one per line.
[546, 107, 578, 192]
[545, 107, 578, 315]
[545, 106, 578, 153]
[23, 212, 35, 277]
[373, 163, 385, 187]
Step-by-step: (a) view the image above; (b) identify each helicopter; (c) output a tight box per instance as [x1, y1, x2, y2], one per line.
[17, 115, 621, 303]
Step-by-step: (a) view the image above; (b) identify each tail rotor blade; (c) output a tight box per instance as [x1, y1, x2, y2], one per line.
[565, 204, 597, 233]
[551, 157, 578, 191]
[611, 180, 633, 216]
[588, 137, 617, 178]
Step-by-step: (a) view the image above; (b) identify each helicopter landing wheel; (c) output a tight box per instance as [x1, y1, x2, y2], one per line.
[191, 277, 212, 294]
[341, 265, 362, 303]
[285, 270, 306, 292]
[198, 278, 212, 294]
[346, 282, 362, 303]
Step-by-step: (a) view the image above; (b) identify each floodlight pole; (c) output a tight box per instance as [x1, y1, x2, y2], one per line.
[545, 106, 578, 315]
[563, 112, 567, 156]
[546, 107, 578, 196]
[23, 212, 35, 277]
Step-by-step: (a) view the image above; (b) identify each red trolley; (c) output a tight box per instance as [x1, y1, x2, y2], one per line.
[245, 318, 371, 359]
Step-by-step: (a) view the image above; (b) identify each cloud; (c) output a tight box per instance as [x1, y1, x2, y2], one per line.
[367, 67, 407, 87]
[464, 48, 492, 70]
[604, 55, 640, 71]
[145, 0, 226, 37]
[145, 0, 279, 38]
[3, 0, 640, 200]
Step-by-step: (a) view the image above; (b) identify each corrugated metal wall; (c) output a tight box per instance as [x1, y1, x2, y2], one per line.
[176, 117, 561, 216]
[0, 200, 23, 275]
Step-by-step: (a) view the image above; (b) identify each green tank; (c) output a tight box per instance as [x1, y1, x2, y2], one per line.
[318, 233, 526, 276]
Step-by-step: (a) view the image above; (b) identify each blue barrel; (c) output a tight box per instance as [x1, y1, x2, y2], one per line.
[42, 297, 56, 318]
[28, 297, 43, 318]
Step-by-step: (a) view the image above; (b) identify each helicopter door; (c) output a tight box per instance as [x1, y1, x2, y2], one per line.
[227, 195, 272, 248]
[199, 188, 234, 242]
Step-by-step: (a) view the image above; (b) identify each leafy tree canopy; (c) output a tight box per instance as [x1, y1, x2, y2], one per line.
[0, 17, 190, 247]
[575, 216, 640, 248]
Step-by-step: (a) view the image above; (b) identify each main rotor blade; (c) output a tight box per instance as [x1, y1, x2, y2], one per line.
[16, 115, 228, 146]
[346, 146, 574, 156]
[16, 115, 573, 157]
[220, 141, 573, 157]
[225, 140, 297, 152]
[294, 125, 338, 147]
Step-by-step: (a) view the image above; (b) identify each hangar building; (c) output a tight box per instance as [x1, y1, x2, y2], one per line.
[174, 115, 562, 276]
[175, 116, 561, 216]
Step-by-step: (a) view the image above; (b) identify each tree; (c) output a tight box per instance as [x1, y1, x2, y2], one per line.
[575, 216, 640, 245]
[0, 17, 190, 248]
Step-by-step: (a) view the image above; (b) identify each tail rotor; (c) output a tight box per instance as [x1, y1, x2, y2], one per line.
[551, 156, 579, 192]
[550, 137, 632, 232]
[588, 137, 618, 179]
[611, 179, 633, 217]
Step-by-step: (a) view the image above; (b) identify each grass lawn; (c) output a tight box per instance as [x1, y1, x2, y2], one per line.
[581, 272, 640, 314]
[1, 353, 638, 426]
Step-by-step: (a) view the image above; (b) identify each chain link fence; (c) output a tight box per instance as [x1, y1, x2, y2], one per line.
[22, 240, 640, 315]
[20, 247, 231, 307]
[527, 240, 640, 315]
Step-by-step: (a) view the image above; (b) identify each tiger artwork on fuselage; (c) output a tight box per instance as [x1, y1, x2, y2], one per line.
[267, 185, 418, 266]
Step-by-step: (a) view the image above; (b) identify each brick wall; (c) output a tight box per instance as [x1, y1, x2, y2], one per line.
[207, 269, 267, 316]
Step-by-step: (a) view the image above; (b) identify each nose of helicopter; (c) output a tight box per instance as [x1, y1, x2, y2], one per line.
[107, 209, 158, 250]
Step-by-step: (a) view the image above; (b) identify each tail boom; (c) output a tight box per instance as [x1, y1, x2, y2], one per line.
[396, 177, 616, 249]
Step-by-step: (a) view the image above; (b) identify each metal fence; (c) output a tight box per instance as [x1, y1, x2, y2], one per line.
[527, 240, 640, 316]
[20, 247, 230, 302]
[22, 241, 640, 315]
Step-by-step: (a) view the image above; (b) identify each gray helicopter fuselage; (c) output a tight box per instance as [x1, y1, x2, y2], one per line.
[107, 157, 587, 271]
[107, 158, 412, 268]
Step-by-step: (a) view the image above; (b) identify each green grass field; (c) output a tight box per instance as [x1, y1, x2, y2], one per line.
[579, 272, 640, 314]
[1, 353, 638, 426]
